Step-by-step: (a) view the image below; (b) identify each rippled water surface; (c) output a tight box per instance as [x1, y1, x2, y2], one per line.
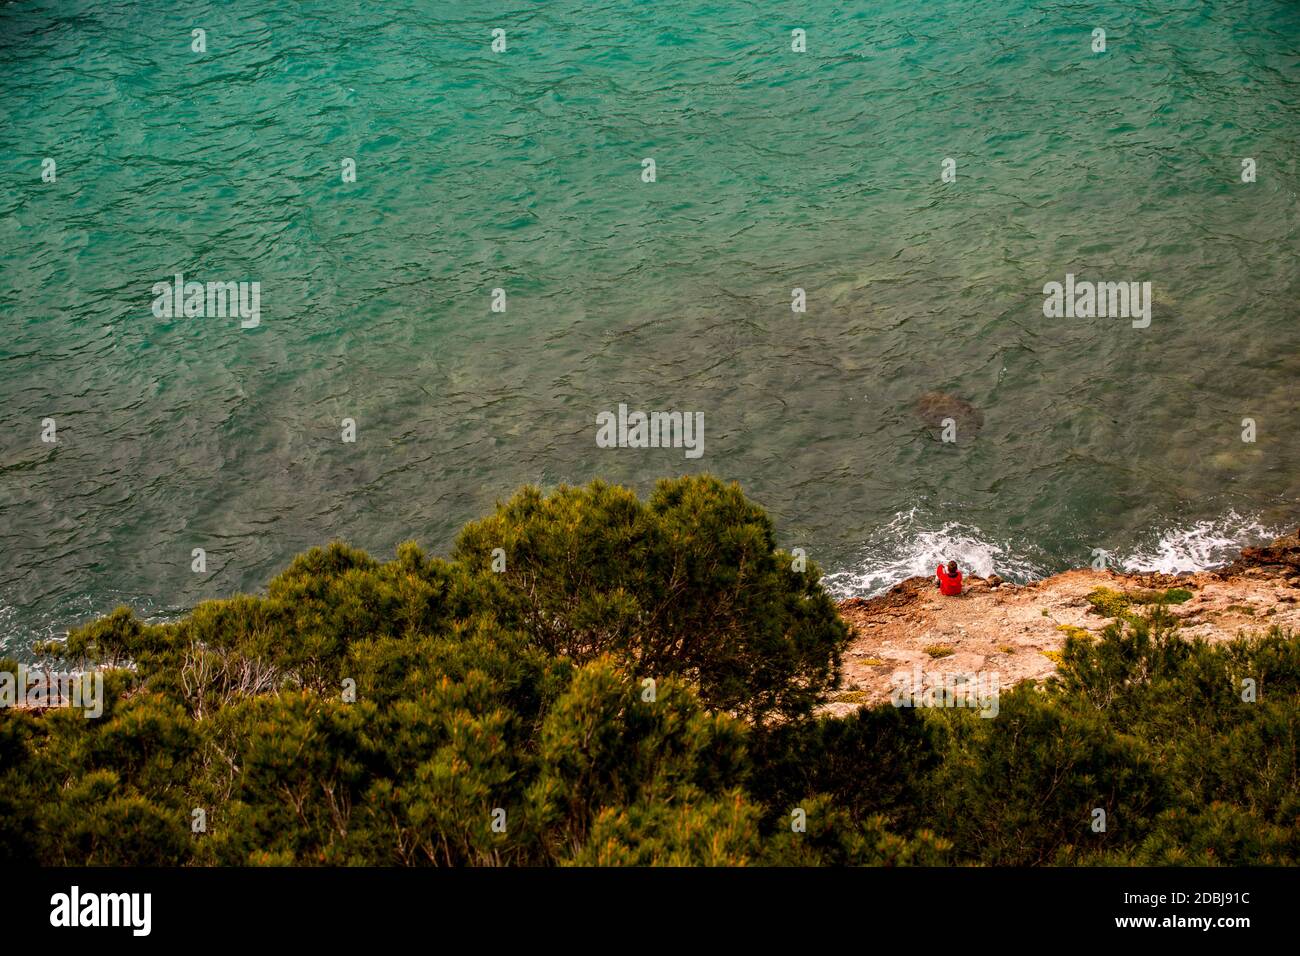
[1, 0, 1298, 650]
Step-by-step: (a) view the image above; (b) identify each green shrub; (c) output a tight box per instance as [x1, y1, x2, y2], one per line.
[453, 476, 849, 723]
[923, 684, 1172, 865]
[748, 705, 937, 835]
[1086, 586, 1193, 620]
[6, 478, 1295, 867]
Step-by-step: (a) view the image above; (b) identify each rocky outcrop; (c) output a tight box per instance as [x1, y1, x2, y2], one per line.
[823, 529, 1300, 717]
[1218, 526, 1300, 578]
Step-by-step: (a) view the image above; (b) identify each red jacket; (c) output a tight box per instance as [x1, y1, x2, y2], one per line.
[936, 565, 963, 596]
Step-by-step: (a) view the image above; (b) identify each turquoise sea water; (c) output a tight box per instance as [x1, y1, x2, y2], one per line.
[1, 0, 1298, 652]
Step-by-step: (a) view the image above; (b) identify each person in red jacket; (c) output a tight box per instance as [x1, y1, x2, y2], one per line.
[936, 560, 963, 596]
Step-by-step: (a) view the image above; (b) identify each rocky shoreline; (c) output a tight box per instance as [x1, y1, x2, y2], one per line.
[824, 527, 1300, 717]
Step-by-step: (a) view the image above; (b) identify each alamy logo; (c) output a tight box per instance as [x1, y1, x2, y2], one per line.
[1, 666, 102, 718]
[50, 886, 151, 936]
[596, 403, 704, 459]
[151, 273, 260, 328]
[890, 666, 1000, 718]
[1042, 273, 1152, 328]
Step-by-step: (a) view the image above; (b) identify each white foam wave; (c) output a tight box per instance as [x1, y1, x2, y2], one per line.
[826, 508, 1285, 599]
[1116, 512, 1283, 575]
[824, 508, 1047, 598]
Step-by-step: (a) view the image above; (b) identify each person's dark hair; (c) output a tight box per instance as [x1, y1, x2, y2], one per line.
[947, 560, 958, 575]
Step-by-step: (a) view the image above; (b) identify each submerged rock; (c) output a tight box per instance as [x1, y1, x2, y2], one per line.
[914, 391, 985, 437]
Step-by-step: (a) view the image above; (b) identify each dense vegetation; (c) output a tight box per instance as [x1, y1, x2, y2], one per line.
[1, 476, 1295, 865]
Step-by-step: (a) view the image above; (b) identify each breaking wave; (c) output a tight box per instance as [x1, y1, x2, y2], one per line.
[824, 508, 1049, 598]
[826, 508, 1284, 598]
[1116, 512, 1284, 575]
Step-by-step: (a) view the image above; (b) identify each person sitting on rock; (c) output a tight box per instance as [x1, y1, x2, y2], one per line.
[936, 560, 963, 596]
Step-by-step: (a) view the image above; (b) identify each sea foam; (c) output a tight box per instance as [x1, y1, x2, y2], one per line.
[827, 508, 1283, 598]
